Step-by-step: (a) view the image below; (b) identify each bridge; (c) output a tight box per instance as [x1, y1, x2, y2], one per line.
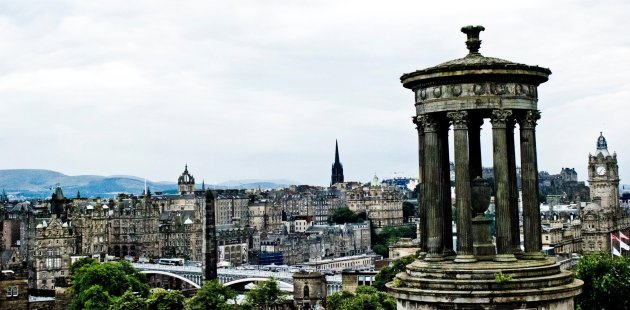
[132, 263, 343, 294]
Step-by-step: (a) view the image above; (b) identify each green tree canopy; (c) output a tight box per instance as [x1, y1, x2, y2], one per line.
[326, 285, 396, 310]
[69, 260, 149, 310]
[110, 288, 147, 310]
[243, 277, 286, 309]
[373, 254, 417, 291]
[331, 207, 360, 224]
[147, 288, 185, 310]
[575, 253, 630, 310]
[371, 225, 416, 258]
[185, 280, 236, 310]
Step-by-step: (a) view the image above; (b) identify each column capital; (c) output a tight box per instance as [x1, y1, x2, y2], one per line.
[490, 109, 513, 128]
[447, 111, 469, 130]
[412, 116, 422, 131]
[518, 110, 541, 129]
[418, 114, 439, 133]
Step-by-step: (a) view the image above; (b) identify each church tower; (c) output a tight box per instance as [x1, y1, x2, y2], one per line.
[588, 132, 620, 211]
[331, 140, 344, 186]
[178, 164, 195, 194]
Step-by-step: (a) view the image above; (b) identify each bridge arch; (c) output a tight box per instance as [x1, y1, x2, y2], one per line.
[140, 270, 200, 289]
[223, 278, 293, 292]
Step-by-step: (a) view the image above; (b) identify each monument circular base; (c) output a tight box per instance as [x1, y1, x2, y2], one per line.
[387, 258, 583, 309]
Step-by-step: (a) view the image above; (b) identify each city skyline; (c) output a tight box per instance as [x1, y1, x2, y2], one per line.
[1, 1, 629, 186]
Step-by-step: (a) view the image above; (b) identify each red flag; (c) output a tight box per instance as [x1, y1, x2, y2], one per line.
[621, 232, 629, 240]
[612, 234, 620, 241]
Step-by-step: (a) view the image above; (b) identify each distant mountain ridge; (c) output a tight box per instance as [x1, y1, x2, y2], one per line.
[0, 169, 300, 199]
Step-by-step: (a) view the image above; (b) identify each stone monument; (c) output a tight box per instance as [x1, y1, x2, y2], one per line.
[387, 26, 583, 309]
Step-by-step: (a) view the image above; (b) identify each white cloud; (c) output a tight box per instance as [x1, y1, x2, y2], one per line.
[0, 0, 629, 186]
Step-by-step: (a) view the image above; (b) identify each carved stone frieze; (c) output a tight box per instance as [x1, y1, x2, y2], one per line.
[415, 82, 537, 103]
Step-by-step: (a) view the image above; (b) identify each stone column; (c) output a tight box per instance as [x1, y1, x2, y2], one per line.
[506, 120, 523, 257]
[519, 110, 545, 259]
[468, 117, 484, 180]
[420, 114, 444, 261]
[440, 119, 455, 258]
[413, 116, 427, 255]
[491, 109, 517, 262]
[448, 111, 476, 263]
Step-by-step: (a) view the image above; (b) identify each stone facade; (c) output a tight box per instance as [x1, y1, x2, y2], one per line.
[34, 215, 75, 289]
[345, 184, 403, 228]
[293, 272, 327, 310]
[582, 133, 630, 254]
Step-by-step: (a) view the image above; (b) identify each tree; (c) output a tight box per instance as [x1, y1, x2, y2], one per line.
[243, 278, 286, 309]
[110, 288, 147, 310]
[371, 225, 416, 258]
[402, 201, 415, 220]
[373, 254, 417, 291]
[574, 253, 630, 310]
[185, 280, 236, 310]
[69, 260, 149, 310]
[326, 286, 396, 310]
[331, 207, 359, 224]
[147, 288, 185, 310]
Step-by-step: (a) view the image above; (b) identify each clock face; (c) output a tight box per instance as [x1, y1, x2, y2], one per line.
[596, 165, 607, 176]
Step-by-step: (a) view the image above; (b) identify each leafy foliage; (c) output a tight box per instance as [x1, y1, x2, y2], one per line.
[69, 260, 149, 310]
[373, 254, 417, 291]
[147, 288, 185, 310]
[185, 280, 236, 310]
[110, 288, 147, 310]
[371, 225, 416, 258]
[331, 207, 365, 224]
[326, 285, 396, 310]
[243, 277, 286, 309]
[575, 253, 630, 310]
[402, 201, 415, 220]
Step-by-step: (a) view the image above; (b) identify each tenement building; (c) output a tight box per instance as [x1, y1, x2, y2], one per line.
[388, 25, 582, 309]
[581, 133, 630, 253]
[344, 182, 403, 228]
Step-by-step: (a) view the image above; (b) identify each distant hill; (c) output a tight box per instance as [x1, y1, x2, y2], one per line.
[0, 169, 176, 199]
[0, 169, 301, 199]
[214, 179, 300, 189]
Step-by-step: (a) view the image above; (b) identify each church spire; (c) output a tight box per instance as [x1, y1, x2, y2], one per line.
[331, 140, 344, 186]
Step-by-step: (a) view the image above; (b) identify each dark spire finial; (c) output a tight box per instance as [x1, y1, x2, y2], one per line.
[461, 25, 485, 55]
[335, 140, 340, 163]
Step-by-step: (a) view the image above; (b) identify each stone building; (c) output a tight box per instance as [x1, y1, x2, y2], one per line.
[177, 165, 195, 194]
[344, 184, 403, 228]
[214, 190, 249, 226]
[293, 272, 327, 310]
[34, 215, 75, 289]
[581, 133, 630, 254]
[108, 194, 161, 259]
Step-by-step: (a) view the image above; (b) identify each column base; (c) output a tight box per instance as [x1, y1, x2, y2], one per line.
[473, 244, 496, 261]
[454, 254, 477, 263]
[513, 247, 524, 259]
[522, 251, 546, 260]
[425, 253, 445, 262]
[494, 253, 517, 262]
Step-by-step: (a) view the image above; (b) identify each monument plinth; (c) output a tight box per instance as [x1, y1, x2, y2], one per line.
[388, 26, 582, 309]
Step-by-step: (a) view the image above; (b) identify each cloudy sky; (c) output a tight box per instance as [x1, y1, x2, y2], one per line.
[1, 0, 629, 186]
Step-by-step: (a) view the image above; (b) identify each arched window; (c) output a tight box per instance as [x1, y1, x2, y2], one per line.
[303, 284, 310, 298]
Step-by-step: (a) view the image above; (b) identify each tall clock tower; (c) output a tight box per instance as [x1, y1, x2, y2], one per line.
[588, 132, 620, 211]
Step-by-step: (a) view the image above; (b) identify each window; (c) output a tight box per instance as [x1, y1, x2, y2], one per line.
[6, 286, 18, 297]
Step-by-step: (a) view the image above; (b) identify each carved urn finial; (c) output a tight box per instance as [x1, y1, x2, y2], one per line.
[461, 25, 485, 55]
